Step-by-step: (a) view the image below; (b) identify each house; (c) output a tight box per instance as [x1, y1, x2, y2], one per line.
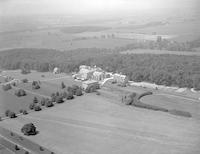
[79, 68, 94, 80]
[53, 67, 60, 74]
[82, 80, 99, 90]
[92, 71, 105, 81]
[113, 73, 128, 84]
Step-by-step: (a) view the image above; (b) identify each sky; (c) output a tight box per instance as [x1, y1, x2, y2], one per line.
[0, 0, 199, 16]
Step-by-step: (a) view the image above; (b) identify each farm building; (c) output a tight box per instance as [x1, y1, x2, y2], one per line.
[82, 80, 99, 90]
[113, 73, 128, 84]
[53, 67, 60, 74]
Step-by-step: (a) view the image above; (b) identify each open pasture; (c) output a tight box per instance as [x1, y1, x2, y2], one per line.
[0, 27, 134, 51]
[0, 93, 200, 154]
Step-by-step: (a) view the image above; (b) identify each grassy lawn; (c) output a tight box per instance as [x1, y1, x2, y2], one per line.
[0, 94, 200, 154]
[0, 88, 43, 117]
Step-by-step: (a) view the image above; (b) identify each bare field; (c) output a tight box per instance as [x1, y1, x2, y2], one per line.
[0, 93, 200, 154]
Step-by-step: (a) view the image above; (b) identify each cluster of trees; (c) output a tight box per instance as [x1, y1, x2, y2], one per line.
[114, 37, 198, 52]
[0, 48, 200, 89]
[21, 123, 37, 136]
[85, 84, 100, 93]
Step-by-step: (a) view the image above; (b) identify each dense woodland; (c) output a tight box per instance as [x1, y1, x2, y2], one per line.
[0, 47, 200, 90]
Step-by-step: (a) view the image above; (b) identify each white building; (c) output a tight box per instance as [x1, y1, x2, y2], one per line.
[53, 67, 60, 74]
[113, 73, 128, 84]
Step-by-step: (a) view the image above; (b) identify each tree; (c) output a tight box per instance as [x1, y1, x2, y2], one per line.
[19, 109, 23, 113]
[29, 103, 35, 110]
[22, 110, 28, 115]
[2, 84, 12, 91]
[32, 81, 40, 90]
[75, 88, 83, 96]
[9, 112, 16, 118]
[5, 110, 11, 117]
[45, 100, 54, 107]
[40, 98, 46, 106]
[33, 97, 38, 104]
[22, 79, 28, 83]
[66, 91, 74, 100]
[61, 82, 66, 89]
[21, 123, 37, 136]
[15, 145, 20, 151]
[34, 106, 42, 111]
[56, 96, 64, 104]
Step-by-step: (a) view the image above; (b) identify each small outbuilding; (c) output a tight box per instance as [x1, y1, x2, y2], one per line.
[53, 67, 60, 74]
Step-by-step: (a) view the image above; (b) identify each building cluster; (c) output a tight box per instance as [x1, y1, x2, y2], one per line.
[73, 65, 128, 89]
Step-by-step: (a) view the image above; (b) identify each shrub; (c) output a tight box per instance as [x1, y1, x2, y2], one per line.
[22, 79, 28, 83]
[21, 123, 37, 136]
[137, 91, 153, 100]
[29, 103, 35, 110]
[75, 88, 83, 96]
[132, 101, 168, 112]
[5, 110, 11, 117]
[2, 84, 12, 91]
[0, 117, 2, 121]
[34, 106, 42, 111]
[25, 151, 29, 154]
[9, 112, 17, 118]
[169, 109, 192, 118]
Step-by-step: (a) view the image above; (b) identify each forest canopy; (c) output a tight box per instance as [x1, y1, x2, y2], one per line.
[0, 48, 200, 90]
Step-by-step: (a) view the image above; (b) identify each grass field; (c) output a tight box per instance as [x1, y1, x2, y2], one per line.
[0, 93, 200, 154]
[0, 70, 82, 117]
[121, 49, 200, 56]
[0, 70, 200, 153]
[0, 87, 42, 117]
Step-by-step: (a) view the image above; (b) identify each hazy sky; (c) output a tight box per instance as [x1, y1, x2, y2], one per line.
[0, 0, 199, 16]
